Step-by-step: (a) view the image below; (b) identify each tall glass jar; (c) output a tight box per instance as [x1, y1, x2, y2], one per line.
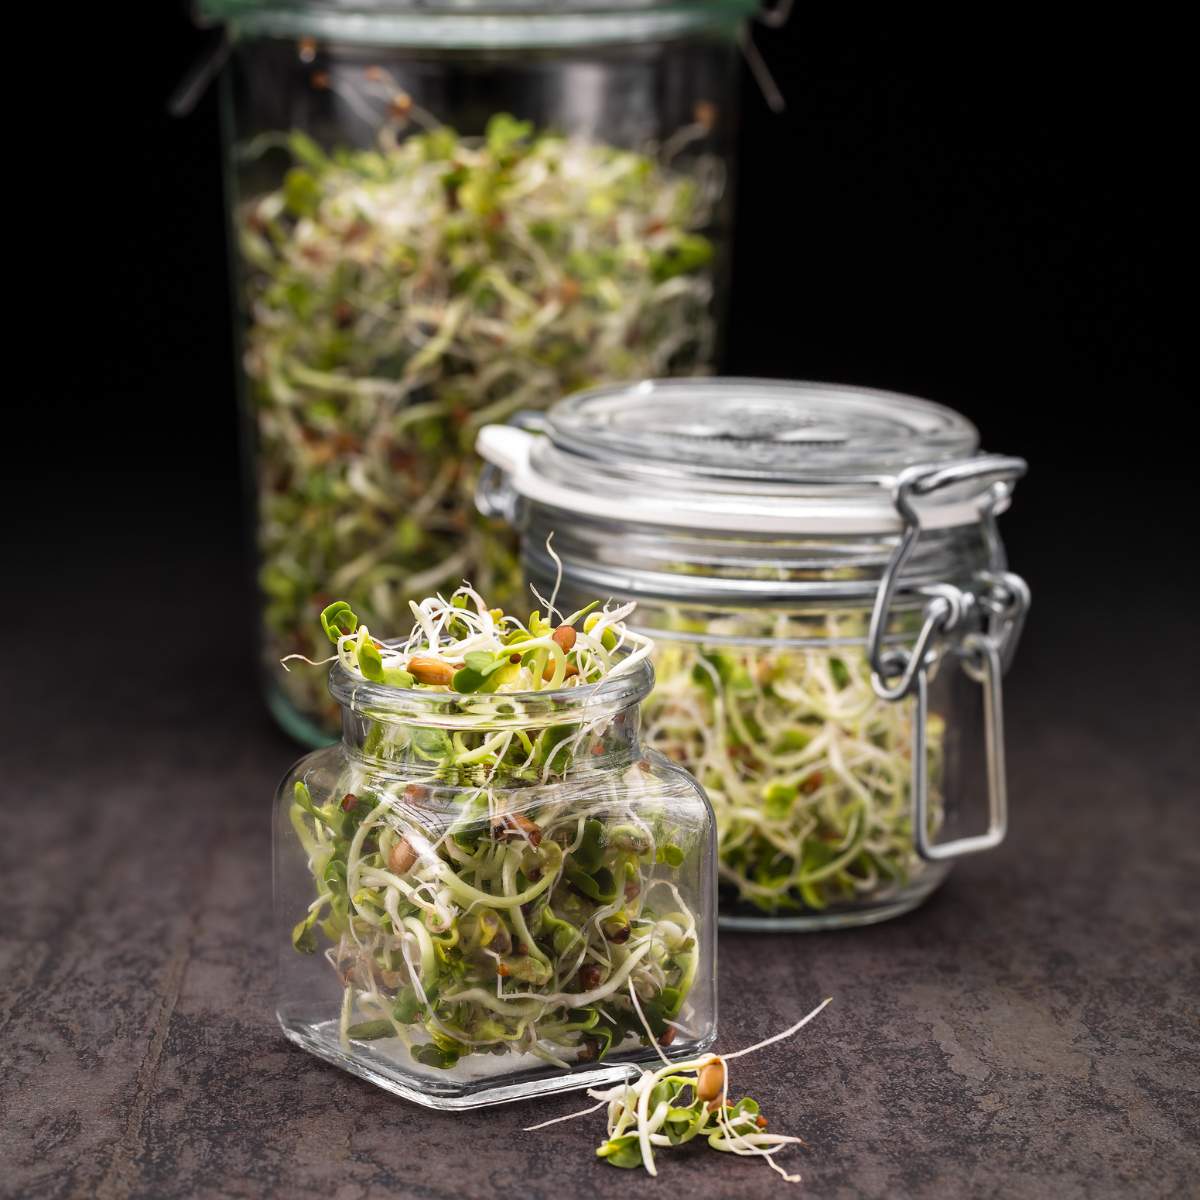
[202, 0, 754, 745]
[275, 652, 717, 1108]
[477, 379, 1031, 930]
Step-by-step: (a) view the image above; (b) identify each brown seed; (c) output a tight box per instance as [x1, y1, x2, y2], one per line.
[694, 100, 718, 131]
[559, 277, 582, 305]
[340, 792, 357, 812]
[659, 1026, 677, 1046]
[403, 783, 429, 804]
[494, 812, 543, 847]
[697, 1061, 726, 1102]
[407, 656, 455, 685]
[542, 661, 579, 683]
[552, 624, 577, 652]
[756, 1115, 768, 1129]
[578, 964, 602, 991]
[388, 837, 417, 874]
[602, 919, 631, 944]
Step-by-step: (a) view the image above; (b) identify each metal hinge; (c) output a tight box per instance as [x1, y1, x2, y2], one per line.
[866, 454, 1029, 861]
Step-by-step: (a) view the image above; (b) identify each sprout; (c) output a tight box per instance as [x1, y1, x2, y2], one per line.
[291, 586, 654, 699]
[240, 102, 722, 733]
[644, 616, 945, 916]
[524, 997, 834, 1183]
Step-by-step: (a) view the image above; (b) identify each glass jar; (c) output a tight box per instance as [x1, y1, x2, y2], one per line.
[203, 0, 754, 745]
[275, 651, 717, 1108]
[476, 378, 1031, 930]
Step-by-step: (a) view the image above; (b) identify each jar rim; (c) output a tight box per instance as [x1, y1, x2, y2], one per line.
[329, 648, 654, 728]
[199, 0, 756, 47]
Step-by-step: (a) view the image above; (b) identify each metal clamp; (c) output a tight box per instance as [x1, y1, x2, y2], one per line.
[867, 454, 1027, 693]
[912, 632, 1008, 860]
[972, 569, 1031, 675]
[866, 454, 1027, 861]
[870, 583, 970, 702]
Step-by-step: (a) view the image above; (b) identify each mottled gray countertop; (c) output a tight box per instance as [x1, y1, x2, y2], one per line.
[4, 536, 1197, 1200]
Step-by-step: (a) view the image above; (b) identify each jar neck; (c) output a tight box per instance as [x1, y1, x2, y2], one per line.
[340, 699, 644, 785]
[330, 658, 654, 787]
[521, 506, 994, 611]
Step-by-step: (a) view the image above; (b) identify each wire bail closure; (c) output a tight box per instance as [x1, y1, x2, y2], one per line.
[866, 454, 1029, 861]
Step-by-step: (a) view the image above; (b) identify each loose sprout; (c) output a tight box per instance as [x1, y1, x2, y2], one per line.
[284, 588, 708, 1073]
[644, 613, 945, 915]
[241, 78, 722, 732]
[524, 997, 834, 1182]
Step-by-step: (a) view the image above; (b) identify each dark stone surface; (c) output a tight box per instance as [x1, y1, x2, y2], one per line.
[3, 527, 1197, 1200]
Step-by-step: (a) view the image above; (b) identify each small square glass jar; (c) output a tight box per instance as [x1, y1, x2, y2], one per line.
[275, 653, 717, 1108]
[477, 378, 1031, 930]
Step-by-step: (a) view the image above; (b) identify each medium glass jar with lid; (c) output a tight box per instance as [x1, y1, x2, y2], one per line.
[201, 0, 755, 745]
[476, 379, 1030, 930]
[275, 650, 716, 1108]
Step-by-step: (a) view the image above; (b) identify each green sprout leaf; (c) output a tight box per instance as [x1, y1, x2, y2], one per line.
[357, 638, 385, 681]
[346, 1020, 394, 1041]
[319, 601, 358, 644]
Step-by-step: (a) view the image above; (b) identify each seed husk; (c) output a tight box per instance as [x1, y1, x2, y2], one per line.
[697, 1060, 725, 1102]
[388, 837, 417, 874]
[407, 655, 455, 685]
[494, 812, 543, 847]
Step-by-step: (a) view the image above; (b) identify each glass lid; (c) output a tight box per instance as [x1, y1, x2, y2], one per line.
[477, 378, 1004, 535]
[547, 378, 979, 481]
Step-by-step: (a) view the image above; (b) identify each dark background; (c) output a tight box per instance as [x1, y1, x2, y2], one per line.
[6, 11, 1196, 1198]
[21, 8, 1191, 662]
[16, 13, 1184, 787]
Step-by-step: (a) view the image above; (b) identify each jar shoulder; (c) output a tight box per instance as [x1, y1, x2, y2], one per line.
[276, 743, 711, 825]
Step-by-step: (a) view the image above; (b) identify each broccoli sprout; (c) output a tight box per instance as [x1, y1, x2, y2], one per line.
[643, 615, 945, 917]
[239, 93, 722, 733]
[283, 588, 709, 1074]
